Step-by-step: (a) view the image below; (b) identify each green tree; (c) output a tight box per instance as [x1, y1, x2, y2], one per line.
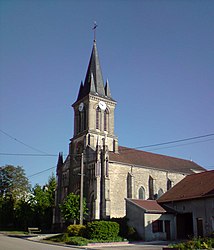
[31, 174, 56, 229]
[0, 165, 30, 202]
[14, 199, 33, 229]
[60, 193, 88, 224]
[0, 165, 30, 228]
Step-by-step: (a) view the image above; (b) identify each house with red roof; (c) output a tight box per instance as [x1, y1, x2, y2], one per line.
[126, 170, 214, 241]
[126, 198, 176, 241]
[158, 170, 214, 239]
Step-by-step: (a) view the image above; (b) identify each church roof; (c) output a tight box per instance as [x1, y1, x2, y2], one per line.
[76, 40, 113, 102]
[109, 146, 205, 174]
[157, 170, 214, 203]
[126, 199, 166, 213]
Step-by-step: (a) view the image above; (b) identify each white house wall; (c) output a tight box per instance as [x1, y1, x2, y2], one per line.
[166, 197, 214, 237]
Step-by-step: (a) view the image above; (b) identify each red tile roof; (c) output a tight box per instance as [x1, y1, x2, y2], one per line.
[127, 199, 166, 213]
[109, 146, 205, 174]
[158, 170, 214, 203]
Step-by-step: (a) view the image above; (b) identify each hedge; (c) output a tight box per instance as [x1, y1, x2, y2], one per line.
[67, 224, 86, 236]
[86, 221, 119, 240]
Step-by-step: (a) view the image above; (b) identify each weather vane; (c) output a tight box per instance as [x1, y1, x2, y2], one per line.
[93, 21, 98, 41]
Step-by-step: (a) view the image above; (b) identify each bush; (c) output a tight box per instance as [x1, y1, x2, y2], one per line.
[68, 236, 88, 246]
[127, 226, 140, 241]
[62, 233, 71, 243]
[86, 221, 119, 240]
[171, 237, 214, 249]
[67, 224, 86, 236]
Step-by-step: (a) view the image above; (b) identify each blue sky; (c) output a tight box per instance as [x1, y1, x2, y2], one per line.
[0, 0, 214, 187]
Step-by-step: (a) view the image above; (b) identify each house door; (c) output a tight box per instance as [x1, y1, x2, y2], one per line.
[177, 213, 193, 239]
[197, 218, 204, 237]
[165, 220, 171, 240]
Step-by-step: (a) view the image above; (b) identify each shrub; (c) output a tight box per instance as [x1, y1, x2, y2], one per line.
[68, 236, 88, 246]
[111, 217, 129, 238]
[86, 221, 119, 240]
[171, 237, 214, 249]
[127, 226, 140, 241]
[45, 234, 65, 242]
[67, 224, 86, 236]
[62, 233, 71, 243]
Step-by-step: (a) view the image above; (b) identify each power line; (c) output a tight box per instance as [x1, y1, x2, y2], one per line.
[147, 138, 214, 152]
[131, 133, 214, 151]
[0, 129, 49, 155]
[28, 166, 56, 178]
[1, 133, 214, 157]
[0, 153, 58, 157]
[25, 133, 214, 179]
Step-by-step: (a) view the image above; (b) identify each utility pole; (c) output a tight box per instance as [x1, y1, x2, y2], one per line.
[79, 152, 84, 225]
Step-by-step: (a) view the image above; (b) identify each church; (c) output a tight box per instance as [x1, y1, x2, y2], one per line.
[54, 37, 205, 225]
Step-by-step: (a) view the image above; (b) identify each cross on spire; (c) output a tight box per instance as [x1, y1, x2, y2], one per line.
[93, 21, 98, 42]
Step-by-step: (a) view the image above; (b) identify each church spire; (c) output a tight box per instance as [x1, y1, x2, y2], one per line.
[84, 40, 105, 96]
[76, 39, 115, 102]
[105, 79, 111, 98]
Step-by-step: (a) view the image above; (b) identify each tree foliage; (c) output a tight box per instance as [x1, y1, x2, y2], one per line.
[0, 165, 30, 227]
[60, 193, 87, 224]
[0, 165, 30, 202]
[30, 174, 56, 229]
[0, 165, 56, 230]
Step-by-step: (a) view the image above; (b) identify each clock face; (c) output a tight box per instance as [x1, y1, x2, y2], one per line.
[98, 101, 106, 111]
[78, 102, 84, 112]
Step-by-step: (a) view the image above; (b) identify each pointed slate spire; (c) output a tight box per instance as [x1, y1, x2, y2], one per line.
[90, 73, 96, 93]
[77, 81, 84, 100]
[57, 152, 64, 172]
[75, 40, 114, 102]
[84, 40, 105, 96]
[105, 79, 111, 98]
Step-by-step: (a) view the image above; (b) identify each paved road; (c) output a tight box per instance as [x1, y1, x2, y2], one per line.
[0, 234, 167, 250]
[0, 235, 80, 250]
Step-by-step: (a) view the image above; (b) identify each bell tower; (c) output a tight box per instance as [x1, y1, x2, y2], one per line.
[66, 39, 118, 220]
[70, 40, 118, 153]
[55, 36, 119, 224]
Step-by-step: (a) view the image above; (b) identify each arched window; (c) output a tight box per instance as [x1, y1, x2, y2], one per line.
[104, 109, 109, 131]
[75, 111, 79, 134]
[127, 172, 133, 198]
[88, 134, 91, 146]
[158, 188, 164, 198]
[82, 107, 86, 131]
[167, 178, 172, 190]
[106, 158, 109, 177]
[149, 176, 154, 200]
[96, 107, 101, 129]
[139, 186, 145, 199]
[77, 106, 87, 134]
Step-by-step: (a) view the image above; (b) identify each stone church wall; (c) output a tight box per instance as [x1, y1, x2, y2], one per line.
[108, 162, 186, 218]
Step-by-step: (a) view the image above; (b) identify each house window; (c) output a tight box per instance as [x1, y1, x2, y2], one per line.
[152, 220, 163, 233]
[139, 186, 145, 199]
[96, 107, 101, 129]
[149, 176, 154, 200]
